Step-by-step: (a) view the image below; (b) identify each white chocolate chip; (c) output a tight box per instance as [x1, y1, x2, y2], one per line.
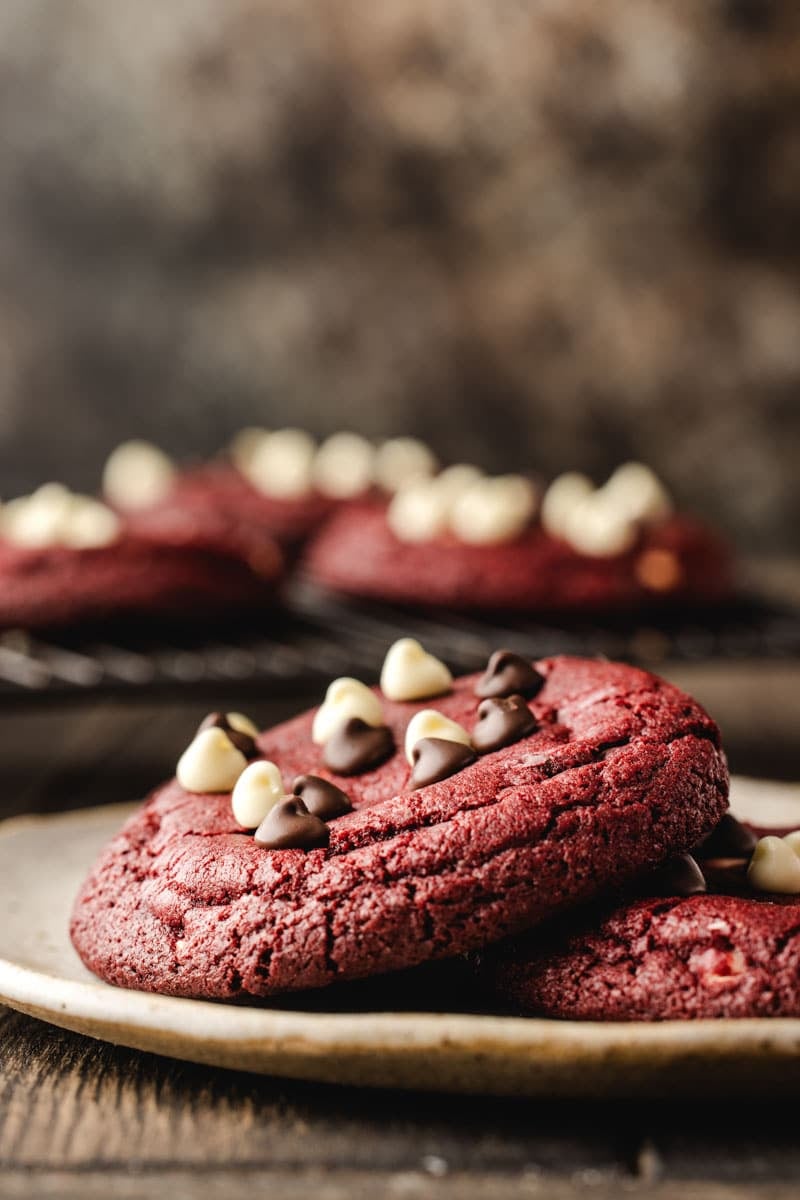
[449, 475, 537, 545]
[2, 483, 73, 548]
[226, 712, 260, 739]
[404, 709, 472, 765]
[231, 760, 285, 829]
[176, 728, 248, 794]
[562, 493, 638, 558]
[543, 463, 669, 555]
[388, 464, 525, 545]
[1, 484, 120, 550]
[312, 432, 375, 499]
[387, 480, 450, 543]
[433, 464, 485, 508]
[602, 462, 672, 524]
[374, 438, 438, 492]
[243, 428, 316, 499]
[380, 638, 452, 702]
[59, 496, 121, 549]
[540, 472, 595, 539]
[747, 835, 800, 894]
[229, 427, 270, 472]
[102, 441, 176, 512]
[783, 831, 800, 857]
[31, 482, 74, 512]
[311, 677, 384, 745]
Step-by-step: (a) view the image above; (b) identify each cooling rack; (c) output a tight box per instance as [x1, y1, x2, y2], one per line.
[0, 578, 797, 703]
[0, 615, 360, 703]
[293, 574, 800, 660]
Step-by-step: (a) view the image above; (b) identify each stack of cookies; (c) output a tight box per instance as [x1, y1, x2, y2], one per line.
[70, 638, 800, 1021]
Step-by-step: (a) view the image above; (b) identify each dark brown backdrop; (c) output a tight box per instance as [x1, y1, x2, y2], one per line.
[0, 0, 798, 550]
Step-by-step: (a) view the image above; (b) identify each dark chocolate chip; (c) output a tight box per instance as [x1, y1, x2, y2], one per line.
[410, 737, 477, 790]
[323, 718, 395, 776]
[692, 813, 758, 861]
[197, 712, 257, 759]
[471, 694, 537, 754]
[647, 854, 707, 898]
[475, 650, 545, 700]
[254, 796, 330, 851]
[701, 858, 751, 897]
[292, 774, 352, 821]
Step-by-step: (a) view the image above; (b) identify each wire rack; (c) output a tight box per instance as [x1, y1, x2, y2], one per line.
[0, 616, 359, 703]
[289, 578, 800, 668]
[0, 579, 798, 703]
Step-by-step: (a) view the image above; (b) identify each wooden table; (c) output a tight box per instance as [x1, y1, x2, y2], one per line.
[1, 664, 800, 1199]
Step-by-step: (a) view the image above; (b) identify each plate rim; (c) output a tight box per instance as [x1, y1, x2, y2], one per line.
[4, 792, 800, 1093]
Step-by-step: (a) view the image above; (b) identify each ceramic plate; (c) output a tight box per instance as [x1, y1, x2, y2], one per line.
[2, 778, 800, 1098]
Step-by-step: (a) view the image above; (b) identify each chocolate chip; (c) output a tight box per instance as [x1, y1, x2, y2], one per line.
[471, 694, 537, 754]
[254, 796, 330, 851]
[197, 712, 257, 759]
[411, 737, 477, 790]
[475, 650, 545, 700]
[323, 718, 395, 776]
[292, 774, 352, 820]
[692, 813, 758, 861]
[647, 854, 707, 898]
[701, 858, 751, 897]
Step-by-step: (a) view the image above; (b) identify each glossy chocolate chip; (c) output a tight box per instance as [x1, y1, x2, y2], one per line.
[701, 858, 751, 897]
[254, 796, 330, 851]
[292, 774, 352, 821]
[647, 854, 707, 898]
[323, 718, 395, 776]
[471, 695, 537, 754]
[410, 737, 477, 790]
[692, 813, 758, 861]
[197, 712, 257, 759]
[475, 650, 545, 700]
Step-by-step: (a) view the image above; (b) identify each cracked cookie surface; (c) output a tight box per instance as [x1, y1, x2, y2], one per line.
[70, 656, 728, 1000]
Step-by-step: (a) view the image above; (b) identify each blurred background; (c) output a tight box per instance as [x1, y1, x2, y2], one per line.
[3, 8, 800, 1173]
[0, 0, 799, 552]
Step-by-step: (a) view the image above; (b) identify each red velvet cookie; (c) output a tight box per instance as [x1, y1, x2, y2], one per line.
[302, 500, 732, 613]
[70, 654, 728, 999]
[0, 499, 283, 631]
[168, 464, 336, 547]
[102, 435, 375, 549]
[474, 818, 800, 1021]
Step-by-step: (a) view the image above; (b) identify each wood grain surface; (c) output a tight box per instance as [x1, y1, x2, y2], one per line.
[1, 666, 800, 1198]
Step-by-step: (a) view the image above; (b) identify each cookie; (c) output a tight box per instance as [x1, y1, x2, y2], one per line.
[102, 439, 334, 548]
[169, 465, 336, 548]
[103, 433, 437, 550]
[171, 430, 439, 548]
[70, 652, 728, 999]
[475, 815, 800, 1020]
[0, 490, 283, 631]
[302, 500, 731, 613]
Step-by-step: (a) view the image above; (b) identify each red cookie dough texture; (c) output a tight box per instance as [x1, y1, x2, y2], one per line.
[71, 656, 728, 1000]
[302, 501, 732, 612]
[0, 503, 283, 631]
[477, 891, 800, 1021]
